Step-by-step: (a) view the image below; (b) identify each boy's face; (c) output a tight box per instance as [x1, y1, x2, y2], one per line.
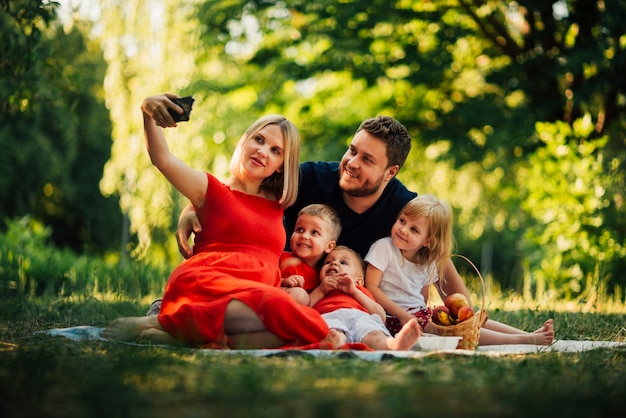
[290, 214, 336, 266]
[320, 248, 364, 286]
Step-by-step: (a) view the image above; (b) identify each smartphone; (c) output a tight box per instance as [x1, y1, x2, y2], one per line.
[168, 96, 195, 122]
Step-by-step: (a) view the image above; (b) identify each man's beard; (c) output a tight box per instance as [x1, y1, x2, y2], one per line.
[339, 171, 386, 197]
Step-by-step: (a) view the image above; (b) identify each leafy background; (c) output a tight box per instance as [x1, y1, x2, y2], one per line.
[1, 0, 625, 305]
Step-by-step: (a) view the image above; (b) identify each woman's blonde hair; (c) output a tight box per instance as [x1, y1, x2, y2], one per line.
[399, 194, 455, 271]
[229, 115, 300, 208]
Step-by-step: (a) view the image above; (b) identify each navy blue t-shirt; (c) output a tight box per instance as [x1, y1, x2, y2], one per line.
[284, 161, 417, 258]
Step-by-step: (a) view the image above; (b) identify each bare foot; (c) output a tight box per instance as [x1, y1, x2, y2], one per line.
[529, 319, 554, 345]
[388, 318, 422, 351]
[101, 316, 161, 342]
[533, 319, 555, 345]
[323, 329, 347, 348]
[533, 319, 554, 334]
[510, 320, 554, 345]
[533, 330, 555, 345]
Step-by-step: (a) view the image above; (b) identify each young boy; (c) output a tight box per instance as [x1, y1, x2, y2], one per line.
[309, 246, 422, 351]
[280, 204, 342, 305]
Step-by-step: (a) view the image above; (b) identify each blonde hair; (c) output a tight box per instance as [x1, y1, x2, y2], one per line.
[399, 194, 454, 271]
[298, 204, 342, 241]
[229, 115, 300, 208]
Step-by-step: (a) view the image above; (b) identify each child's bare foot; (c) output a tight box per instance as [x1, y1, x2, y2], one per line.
[388, 318, 422, 351]
[529, 319, 554, 345]
[533, 319, 554, 334]
[510, 320, 554, 345]
[533, 329, 555, 345]
[323, 329, 347, 348]
[533, 319, 555, 345]
[102, 316, 161, 342]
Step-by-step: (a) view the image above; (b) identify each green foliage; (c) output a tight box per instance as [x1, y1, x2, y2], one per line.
[3, 0, 625, 302]
[0, 0, 123, 253]
[520, 116, 625, 299]
[97, 0, 206, 260]
[178, 0, 626, 299]
[0, 216, 170, 301]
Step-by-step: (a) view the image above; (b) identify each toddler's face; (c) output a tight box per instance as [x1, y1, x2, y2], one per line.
[320, 248, 363, 283]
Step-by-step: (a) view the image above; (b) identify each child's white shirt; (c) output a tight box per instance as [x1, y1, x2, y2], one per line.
[364, 237, 438, 309]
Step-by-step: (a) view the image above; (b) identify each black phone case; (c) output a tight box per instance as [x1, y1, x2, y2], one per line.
[169, 96, 195, 122]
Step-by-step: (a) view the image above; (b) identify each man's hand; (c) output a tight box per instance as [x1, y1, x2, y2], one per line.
[176, 204, 202, 259]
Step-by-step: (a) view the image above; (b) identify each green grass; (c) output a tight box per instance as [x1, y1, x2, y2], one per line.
[1, 220, 625, 417]
[1, 297, 625, 418]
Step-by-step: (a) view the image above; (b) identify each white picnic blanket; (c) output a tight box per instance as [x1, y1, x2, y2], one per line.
[37, 326, 626, 361]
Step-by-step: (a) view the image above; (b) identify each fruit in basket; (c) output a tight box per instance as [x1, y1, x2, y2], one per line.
[444, 293, 470, 317]
[432, 305, 454, 326]
[457, 305, 475, 322]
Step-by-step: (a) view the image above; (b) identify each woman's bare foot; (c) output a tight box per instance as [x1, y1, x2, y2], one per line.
[102, 316, 163, 343]
[388, 318, 422, 351]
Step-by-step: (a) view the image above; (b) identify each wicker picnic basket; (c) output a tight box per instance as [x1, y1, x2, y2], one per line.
[429, 255, 488, 350]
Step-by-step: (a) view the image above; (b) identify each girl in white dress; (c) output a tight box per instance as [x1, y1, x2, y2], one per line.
[365, 194, 554, 345]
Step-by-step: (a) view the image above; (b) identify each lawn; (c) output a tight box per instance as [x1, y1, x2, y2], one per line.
[1, 298, 625, 418]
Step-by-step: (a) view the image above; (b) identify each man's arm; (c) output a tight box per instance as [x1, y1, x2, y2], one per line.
[176, 203, 202, 259]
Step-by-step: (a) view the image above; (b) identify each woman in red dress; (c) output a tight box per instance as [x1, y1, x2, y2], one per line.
[102, 93, 337, 349]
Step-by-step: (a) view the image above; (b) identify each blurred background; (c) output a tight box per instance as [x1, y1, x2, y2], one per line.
[1, 0, 624, 305]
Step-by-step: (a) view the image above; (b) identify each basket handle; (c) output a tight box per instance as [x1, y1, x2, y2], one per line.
[435, 254, 486, 313]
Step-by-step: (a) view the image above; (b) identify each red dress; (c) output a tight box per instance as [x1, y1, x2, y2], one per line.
[158, 173, 329, 348]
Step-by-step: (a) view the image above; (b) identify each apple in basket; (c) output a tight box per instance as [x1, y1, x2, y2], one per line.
[444, 293, 470, 317]
[457, 305, 475, 322]
[431, 293, 475, 326]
